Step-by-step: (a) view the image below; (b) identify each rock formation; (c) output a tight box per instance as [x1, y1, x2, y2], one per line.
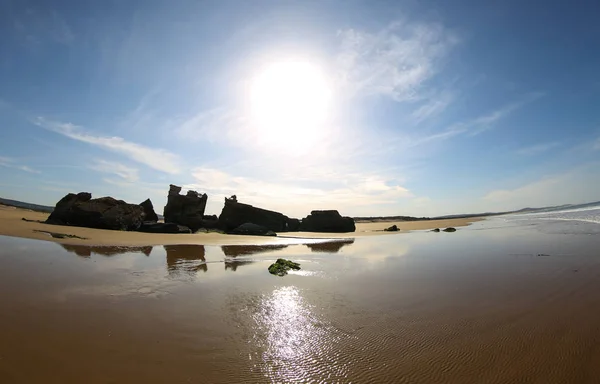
[138, 222, 192, 234]
[139, 198, 158, 223]
[229, 223, 277, 236]
[384, 224, 399, 232]
[218, 197, 290, 232]
[46, 193, 145, 231]
[299, 210, 356, 233]
[163, 184, 208, 231]
[287, 218, 301, 231]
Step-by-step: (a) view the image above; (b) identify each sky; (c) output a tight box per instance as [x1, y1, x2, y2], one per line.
[1, 0, 600, 218]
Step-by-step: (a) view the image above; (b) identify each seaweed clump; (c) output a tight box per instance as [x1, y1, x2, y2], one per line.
[268, 258, 301, 276]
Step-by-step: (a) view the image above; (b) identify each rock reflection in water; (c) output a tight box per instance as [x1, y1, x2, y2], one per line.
[222, 245, 285, 271]
[305, 239, 355, 253]
[221, 244, 289, 257]
[60, 244, 153, 257]
[164, 244, 207, 274]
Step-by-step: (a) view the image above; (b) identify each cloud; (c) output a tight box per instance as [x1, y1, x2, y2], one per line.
[517, 142, 560, 156]
[89, 159, 139, 182]
[411, 91, 455, 123]
[186, 167, 413, 217]
[459, 92, 545, 136]
[175, 108, 249, 145]
[0, 156, 40, 173]
[33, 117, 182, 174]
[336, 21, 459, 102]
[482, 163, 600, 210]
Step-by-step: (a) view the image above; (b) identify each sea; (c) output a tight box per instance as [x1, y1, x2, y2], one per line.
[494, 201, 600, 235]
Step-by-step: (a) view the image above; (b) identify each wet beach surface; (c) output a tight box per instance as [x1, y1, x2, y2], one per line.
[1, 218, 600, 383]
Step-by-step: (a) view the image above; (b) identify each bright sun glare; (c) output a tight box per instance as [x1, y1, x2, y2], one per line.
[249, 60, 332, 151]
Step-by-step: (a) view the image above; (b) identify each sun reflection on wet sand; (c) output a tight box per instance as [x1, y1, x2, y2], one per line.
[249, 286, 349, 382]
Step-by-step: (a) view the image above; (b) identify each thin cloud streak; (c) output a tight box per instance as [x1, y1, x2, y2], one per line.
[461, 92, 545, 136]
[89, 159, 139, 182]
[0, 156, 40, 174]
[33, 117, 182, 174]
[517, 142, 560, 156]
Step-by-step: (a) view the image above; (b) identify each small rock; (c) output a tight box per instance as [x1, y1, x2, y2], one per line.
[442, 227, 457, 232]
[384, 224, 399, 232]
[432, 228, 440, 232]
[268, 258, 301, 276]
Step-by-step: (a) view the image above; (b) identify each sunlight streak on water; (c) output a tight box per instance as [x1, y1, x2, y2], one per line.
[250, 286, 348, 382]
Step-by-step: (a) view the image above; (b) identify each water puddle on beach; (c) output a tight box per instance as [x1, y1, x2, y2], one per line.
[2, 221, 600, 383]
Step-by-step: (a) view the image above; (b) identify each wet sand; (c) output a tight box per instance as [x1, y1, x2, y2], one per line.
[2, 218, 600, 383]
[0, 204, 481, 246]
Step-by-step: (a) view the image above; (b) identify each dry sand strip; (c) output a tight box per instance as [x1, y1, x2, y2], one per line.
[0, 204, 483, 246]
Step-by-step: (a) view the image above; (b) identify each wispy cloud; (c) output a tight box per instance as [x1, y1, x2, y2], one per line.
[33, 117, 181, 174]
[0, 156, 40, 174]
[481, 163, 600, 211]
[89, 159, 139, 182]
[336, 21, 459, 102]
[458, 92, 545, 136]
[517, 142, 560, 156]
[411, 91, 455, 123]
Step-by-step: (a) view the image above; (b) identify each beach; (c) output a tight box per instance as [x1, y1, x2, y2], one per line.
[2, 204, 600, 383]
[0, 204, 481, 246]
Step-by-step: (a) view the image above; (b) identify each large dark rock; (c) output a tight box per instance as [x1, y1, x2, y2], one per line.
[218, 196, 290, 232]
[139, 199, 158, 223]
[229, 223, 277, 236]
[201, 214, 219, 229]
[299, 210, 356, 233]
[46, 192, 92, 224]
[45, 193, 145, 231]
[138, 222, 192, 234]
[287, 218, 301, 231]
[384, 224, 399, 232]
[163, 184, 208, 232]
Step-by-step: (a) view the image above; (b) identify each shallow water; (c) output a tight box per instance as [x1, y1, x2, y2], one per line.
[1, 219, 600, 383]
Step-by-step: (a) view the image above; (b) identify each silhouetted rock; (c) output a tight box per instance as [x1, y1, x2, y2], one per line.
[46, 193, 145, 231]
[432, 228, 441, 232]
[299, 210, 356, 233]
[287, 218, 301, 231]
[139, 198, 158, 223]
[201, 214, 219, 229]
[138, 222, 192, 234]
[384, 224, 399, 232]
[46, 192, 92, 224]
[218, 198, 289, 232]
[163, 184, 207, 231]
[443, 227, 457, 232]
[229, 223, 277, 236]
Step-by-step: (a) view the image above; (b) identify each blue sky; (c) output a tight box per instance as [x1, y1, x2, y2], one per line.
[1, 0, 600, 217]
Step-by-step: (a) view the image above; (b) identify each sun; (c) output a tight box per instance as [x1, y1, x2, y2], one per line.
[249, 60, 333, 151]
